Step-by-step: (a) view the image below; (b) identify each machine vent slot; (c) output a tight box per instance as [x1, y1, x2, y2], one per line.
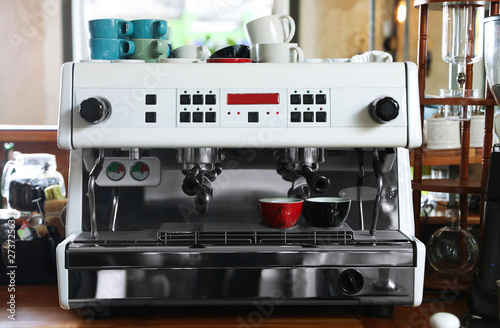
[157, 230, 354, 246]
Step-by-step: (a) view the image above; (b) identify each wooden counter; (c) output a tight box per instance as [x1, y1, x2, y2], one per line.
[0, 285, 471, 328]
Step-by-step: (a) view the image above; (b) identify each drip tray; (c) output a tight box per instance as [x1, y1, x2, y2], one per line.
[157, 222, 353, 246]
[157, 230, 354, 246]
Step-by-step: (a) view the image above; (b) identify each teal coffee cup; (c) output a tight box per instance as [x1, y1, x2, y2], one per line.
[130, 39, 169, 62]
[130, 19, 167, 39]
[89, 38, 135, 60]
[88, 19, 133, 39]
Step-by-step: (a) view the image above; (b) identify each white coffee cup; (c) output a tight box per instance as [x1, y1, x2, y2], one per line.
[255, 43, 304, 63]
[171, 45, 210, 60]
[304, 58, 324, 63]
[245, 15, 295, 45]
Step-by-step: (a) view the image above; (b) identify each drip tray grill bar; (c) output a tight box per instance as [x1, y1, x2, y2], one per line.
[157, 230, 354, 246]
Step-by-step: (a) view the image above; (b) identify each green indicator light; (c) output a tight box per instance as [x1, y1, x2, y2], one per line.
[294, 108, 298, 110]
[209, 90, 212, 93]
[184, 90, 187, 94]
[197, 108, 200, 111]
[320, 90, 323, 93]
[307, 108, 310, 111]
[307, 90, 310, 93]
[184, 108, 187, 111]
[294, 90, 297, 93]
[197, 90, 200, 93]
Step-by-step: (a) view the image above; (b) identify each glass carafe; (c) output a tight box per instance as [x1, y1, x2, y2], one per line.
[484, 15, 500, 105]
[1, 152, 66, 211]
[427, 208, 479, 275]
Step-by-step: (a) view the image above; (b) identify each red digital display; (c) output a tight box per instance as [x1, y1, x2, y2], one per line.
[227, 93, 280, 105]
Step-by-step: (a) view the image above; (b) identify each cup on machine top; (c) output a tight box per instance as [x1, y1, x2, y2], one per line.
[245, 15, 296, 45]
[130, 19, 168, 39]
[130, 39, 169, 63]
[171, 45, 211, 61]
[88, 18, 133, 39]
[255, 43, 304, 63]
[88, 38, 135, 60]
[210, 44, 251, 59]
[245, 15, 296, 62]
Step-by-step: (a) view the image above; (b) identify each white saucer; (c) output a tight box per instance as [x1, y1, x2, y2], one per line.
[158, 58, 205, 64]
[80, 59, 111, 63]
[111, 59, 145, 64]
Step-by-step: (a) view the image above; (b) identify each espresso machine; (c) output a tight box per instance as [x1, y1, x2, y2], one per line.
[56, 61, 425, 311]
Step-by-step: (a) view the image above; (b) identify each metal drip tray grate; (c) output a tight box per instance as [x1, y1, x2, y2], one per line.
[157, 230, 354, 246]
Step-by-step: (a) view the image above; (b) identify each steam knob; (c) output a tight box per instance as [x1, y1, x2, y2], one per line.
[369, 97, 399, 123]
[79, 97, 111, 124]
[338, 269, 364, 294]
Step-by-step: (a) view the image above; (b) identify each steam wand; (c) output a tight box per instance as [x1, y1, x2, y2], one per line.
[369, 148, 383, 236]
[87, 148, 104, 239]
[355, 148, 365, 230]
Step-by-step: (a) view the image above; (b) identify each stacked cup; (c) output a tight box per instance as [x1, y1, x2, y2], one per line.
[245, 15, 303, 63]
[129, 19, 169, 63]
[88, 19, 135, 60]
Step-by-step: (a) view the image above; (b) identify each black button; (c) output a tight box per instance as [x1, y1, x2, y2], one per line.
[303, 94, 314, 104]
[316, 111, 327, 122]
[315, 94, 326, 104]
[145, 94, 157, 105]
[180, 112, 191, 122]
[291, 112, 301, 122]
[248, 112, 259, 123]
[205, 94, 216, 105]
[303, 112, 314, 122]
[193, 112, 204, 122]
[180, 95, 191, 105]
[145, 112, 156, 123]
[205, 112, 216, 123]
[193, 95, 203, 105]
[290, 94, 301, 104]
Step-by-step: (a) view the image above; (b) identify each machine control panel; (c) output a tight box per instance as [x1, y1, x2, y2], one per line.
[177, 89, 220, 127]
[61, 62, 421, 149]
[288, 88, 329, 126]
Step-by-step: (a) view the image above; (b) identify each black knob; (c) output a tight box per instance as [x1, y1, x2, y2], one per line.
[369, 97, 399, 123]
[79, 97, 111, 124]
[338, 269, 364, 294]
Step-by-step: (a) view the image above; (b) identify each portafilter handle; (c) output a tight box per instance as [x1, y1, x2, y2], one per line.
[182, 166, 203, 196]
[302, 165, 330, 194]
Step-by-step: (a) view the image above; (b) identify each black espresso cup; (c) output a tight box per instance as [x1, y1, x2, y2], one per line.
[210, 44, 251, 59]
[304, 197, 351, 227]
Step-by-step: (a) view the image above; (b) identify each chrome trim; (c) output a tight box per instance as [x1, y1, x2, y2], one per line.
[67, 243, 415, 269]
[67, 267, 414, 306]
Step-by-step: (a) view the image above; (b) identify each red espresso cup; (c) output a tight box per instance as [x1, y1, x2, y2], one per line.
[258, 198, 304, 229]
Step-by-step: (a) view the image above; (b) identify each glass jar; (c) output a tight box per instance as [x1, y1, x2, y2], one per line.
[1, 152, 66, 211]
[427, 208, 479, 275]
